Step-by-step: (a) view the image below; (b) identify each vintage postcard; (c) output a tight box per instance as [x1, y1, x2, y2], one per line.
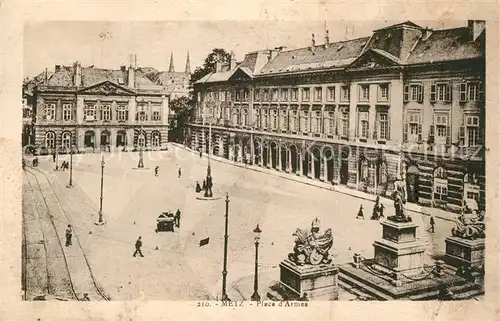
[1, 1, 499, 320]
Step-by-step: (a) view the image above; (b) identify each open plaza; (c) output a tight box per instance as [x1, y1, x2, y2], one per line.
[22, 144, 456, 301]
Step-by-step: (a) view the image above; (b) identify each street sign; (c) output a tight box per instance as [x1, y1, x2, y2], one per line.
[199, 237, 210, 247]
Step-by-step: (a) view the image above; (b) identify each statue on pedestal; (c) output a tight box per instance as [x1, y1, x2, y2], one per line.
[288, 218, 333, 266]
[389, 176, 412, 223]
[452, 200, 485, 240]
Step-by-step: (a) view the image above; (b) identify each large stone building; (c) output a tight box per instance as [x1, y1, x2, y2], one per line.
[187, 20, 486, 213]
[32, 57, 170, 153]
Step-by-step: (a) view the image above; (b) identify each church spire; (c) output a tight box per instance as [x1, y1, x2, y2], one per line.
[168, 52, 175, 72]
[185, 51, 191, 74]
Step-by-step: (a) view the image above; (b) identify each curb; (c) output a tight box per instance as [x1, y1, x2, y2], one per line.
[171, 143, 455, 223]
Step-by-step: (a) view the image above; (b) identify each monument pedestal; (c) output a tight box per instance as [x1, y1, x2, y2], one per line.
[278, 259, 339, 300]
[373, 218, 425, 279]
[445, 236, 485, 269]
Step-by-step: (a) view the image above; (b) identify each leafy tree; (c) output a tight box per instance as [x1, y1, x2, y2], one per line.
[190, 48, 232, 84]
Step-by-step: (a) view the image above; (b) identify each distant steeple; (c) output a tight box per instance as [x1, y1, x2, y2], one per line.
[168, 52, 175, 72]
[185, 51, 191, 74]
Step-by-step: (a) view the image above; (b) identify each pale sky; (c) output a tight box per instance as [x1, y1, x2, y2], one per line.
[24, 20, 465, 78]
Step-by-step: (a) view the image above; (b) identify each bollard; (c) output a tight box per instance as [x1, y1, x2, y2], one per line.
[353, 253, 361, 269]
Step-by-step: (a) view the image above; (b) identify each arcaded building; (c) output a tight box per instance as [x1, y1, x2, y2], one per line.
[187, 20, 486, 213]
[32, 58, 170, 153]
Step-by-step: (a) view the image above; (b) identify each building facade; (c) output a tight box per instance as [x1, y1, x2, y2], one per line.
[32, 60, 170, 154]
[187, 21, 486, 213]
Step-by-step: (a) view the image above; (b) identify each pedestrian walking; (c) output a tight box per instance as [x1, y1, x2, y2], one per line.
[430, 215, 436, 233]
[178, 168, 182, 178]
[133, 236, 144, 257]
[379, 203, 385, 219]
[154, 166, 159, 176]
[65, 224, 72, 246]
[371, 196, 380, 220]
[175, 209, 181, 228]
[356, 205, 365, 219]
[199, 149, 202, 158]
[52, 153, 56, 163]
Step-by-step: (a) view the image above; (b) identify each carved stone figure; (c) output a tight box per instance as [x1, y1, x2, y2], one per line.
[452, 204, 485, 240]
[388, 176, 412, 223]
[288, 218, 333, 266]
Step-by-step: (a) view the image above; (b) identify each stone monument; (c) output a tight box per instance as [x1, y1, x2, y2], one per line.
[275, 218, 338, 300]
[445, 203, 485, 270]
[372, 182, 425, 285]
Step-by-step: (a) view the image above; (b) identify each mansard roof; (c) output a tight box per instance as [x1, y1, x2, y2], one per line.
[257, 37, 370, 75]
[405, 27, 484, 64]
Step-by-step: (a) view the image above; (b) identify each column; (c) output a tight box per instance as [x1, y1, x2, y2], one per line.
[322, 155, 328, 182]
[250, 134, 255, 164]
[309, 153, 315, 178]
[287, 148, 292, 172]
[76, 97, 85, 125]
[126, 128, 134, 150]
[95, 128, 101, 152]
[278, 143, 282, 171]
[259, 142, 263, 166]
[298, 153, 302, 176]
[237, 143, 243, 162]
[76, 128, 85, 152]
[266, 145, 271, 168]
[110, 128, 117, 151]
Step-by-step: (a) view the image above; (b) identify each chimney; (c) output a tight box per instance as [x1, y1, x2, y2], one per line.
[324, 30, 330, 48]
[422, 27, 433, 40]
[229, 51, 237, 70]
[268, 49, 280, 61]
[310, 33, 316, 53]
[72, 61, 82, 87]
[468, 20, 485, 41]
[214, 58, 223, 73]
[55, 65, 61, 72]
[128, 54, 135, 88]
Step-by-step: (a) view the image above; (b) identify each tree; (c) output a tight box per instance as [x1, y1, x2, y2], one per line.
[190, 48, 232, 84]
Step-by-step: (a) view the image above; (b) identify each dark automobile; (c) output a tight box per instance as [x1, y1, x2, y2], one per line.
[156, 212, 175, 232]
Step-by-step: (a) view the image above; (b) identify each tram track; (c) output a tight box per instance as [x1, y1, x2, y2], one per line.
[23, 167, 110, 301]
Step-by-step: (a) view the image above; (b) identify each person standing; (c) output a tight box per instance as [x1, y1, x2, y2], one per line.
[199, 149, 202, 158]
[65, 224, 72, 246]
[430, 215, 436, 233]
[175, 209, 181, 228]
[178, 167, 182, 178]
[133, 236, 144, 257]
[356, 205, 365, 220]
[52, 153, 56, 163]
[379, 203, 385, 219]
[154, 166, 159, 177]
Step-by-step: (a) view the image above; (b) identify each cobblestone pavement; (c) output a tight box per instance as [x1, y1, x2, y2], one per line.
[29, 144, 454, 300]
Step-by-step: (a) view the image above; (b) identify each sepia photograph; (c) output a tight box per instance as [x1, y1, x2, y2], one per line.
[21, 19, 487, 302]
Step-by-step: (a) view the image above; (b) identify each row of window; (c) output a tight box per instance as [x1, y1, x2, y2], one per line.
[404, 113, 481, 146]
[44, 131, 162, 149]
[43, 103, 162, 122]
[204, 81, 483, 105]
[403, 82, 484, 103]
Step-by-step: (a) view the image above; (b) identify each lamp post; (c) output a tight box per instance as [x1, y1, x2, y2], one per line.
[96, 154, 105, 225]
[221, 193, 230, 301]
[55, 148, 59, 170]
[203, 102, 213, 198]
[67, 145, 74, 187]
[251, 224, 262, 301]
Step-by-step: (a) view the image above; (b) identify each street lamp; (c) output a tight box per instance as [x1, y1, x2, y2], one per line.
[67, 145, 74, 188]
[221, 193, 230, 302]
[96, 154, 106, 225]
[251, 224, 262, 301]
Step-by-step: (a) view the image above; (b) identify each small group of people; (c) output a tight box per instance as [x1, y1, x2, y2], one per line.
[59, 161, 69, 170]
[152, 165, 181, 178]
[370, 196, 385, 220]
[32, 157, 39, 167]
